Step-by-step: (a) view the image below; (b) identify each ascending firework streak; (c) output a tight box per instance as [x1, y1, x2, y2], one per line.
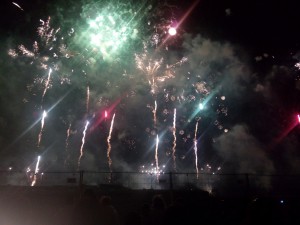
[42, 68, 52, 103]
[64, 123, 71, 167]
[153, 100, 157, 127]
[155, 134, 159, 180]
[77, 121, 89, 170]
[172, 108, 177, 171]
[107, 113, 116, 174]
[86, 85, 90, 114]
[37, 110, 47, 148]
[31, 155, 41, 186]
[194, 121, 199, 179]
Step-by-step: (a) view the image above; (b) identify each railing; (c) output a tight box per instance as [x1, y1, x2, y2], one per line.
[1, 170, 300, 197]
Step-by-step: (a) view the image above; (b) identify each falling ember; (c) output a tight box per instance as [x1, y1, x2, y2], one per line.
[64, 123, 72, 167]
[42, 68, 52, 103]
[86, 85, 90, 114]
[107, 113, 116, 175]
[172, 109, 177, 171]
[155, 134, 159, 180]
[77, 121, 89, 170]
[37, 110, 47, 148]
[12, 2, 24, 11]
[31, 156, 41, 186]
[194, 121, 199, 179]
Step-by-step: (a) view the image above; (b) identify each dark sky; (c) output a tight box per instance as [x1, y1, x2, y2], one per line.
[0, 0, 299, 175]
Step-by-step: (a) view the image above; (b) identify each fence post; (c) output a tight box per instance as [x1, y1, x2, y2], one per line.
[245, 173, 250, 198]
[169, 172, 174, 204]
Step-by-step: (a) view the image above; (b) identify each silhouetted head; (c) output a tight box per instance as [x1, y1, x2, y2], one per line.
[100, 195, 112, 206]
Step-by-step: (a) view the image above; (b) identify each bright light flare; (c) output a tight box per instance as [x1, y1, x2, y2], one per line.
[199, 103, 204, 110]
[298, 114, 300, 124]
[168, 27, 177, 36]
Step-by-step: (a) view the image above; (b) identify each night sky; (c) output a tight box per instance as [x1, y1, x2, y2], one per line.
[0, 0, 299, 176]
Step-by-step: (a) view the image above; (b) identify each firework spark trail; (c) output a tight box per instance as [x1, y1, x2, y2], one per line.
[86, 85, 90, 114]
[64, 123, 71, 167]
[31, 155, 41, 186]
[107, 113, 116, 175]
[194, 121, 199, 179]
[155, 134, 159, 180]
[77, 121, 89, 170]
[37, 110, 47, 148]
[42, 68, 52, 103]
[153, 100, 157, 127]
[172, 108, 177, 171]
[12, 2, 24, 11]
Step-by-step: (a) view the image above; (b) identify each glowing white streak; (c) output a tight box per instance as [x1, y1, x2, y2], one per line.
[153, 100, 157, 127]
[37, 110, 47, 147]
[31, 156, 41, 186]
[86, 85, 90, 113]
[172, 108, 177, 171]
[35, 156, 41, 174]
[42, 68, 52, 101]
[77, 121, 89, 170]
[155, 134, 159, 179]
[12, 2, 24, 11]
[64, 123, 71, 167]
[107, 113, 116, 172]
[194, 121, 199, 179]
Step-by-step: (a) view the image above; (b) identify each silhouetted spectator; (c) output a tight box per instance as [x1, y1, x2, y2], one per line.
[69, 189, 101, 225]
[149, 194, 166, 225]
[124, 210, 142, 225]
[98, 195, 120, 225]
[164, 197, 187, 225]
[140, 203, 152, 225]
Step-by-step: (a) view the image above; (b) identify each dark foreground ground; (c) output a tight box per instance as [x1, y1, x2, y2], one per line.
[0, 185, 299, 225]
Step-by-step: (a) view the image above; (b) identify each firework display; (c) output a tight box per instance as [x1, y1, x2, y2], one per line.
[2, 0, 300, 190]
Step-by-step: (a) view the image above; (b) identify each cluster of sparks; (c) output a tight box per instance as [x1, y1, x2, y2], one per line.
[6, 0, 238, 187]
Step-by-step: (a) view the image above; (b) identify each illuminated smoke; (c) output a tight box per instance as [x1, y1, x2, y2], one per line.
[77, 121, 89, 170]
[172, 108, 177, 171]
